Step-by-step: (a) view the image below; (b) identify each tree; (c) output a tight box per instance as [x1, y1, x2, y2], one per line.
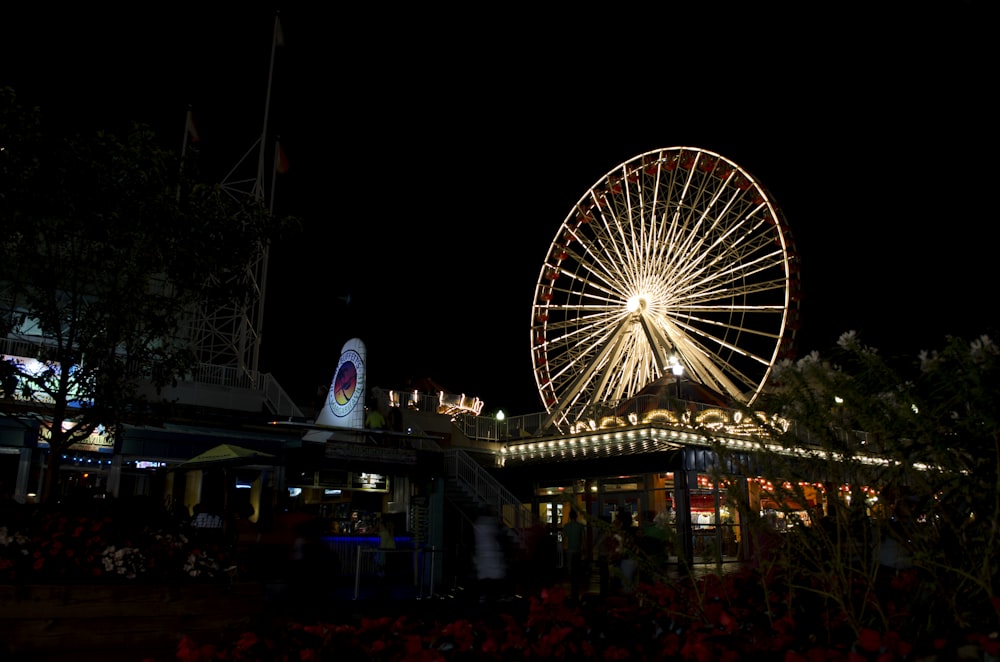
[0, 87, 291, 503]
[712, 331, 1000, 643]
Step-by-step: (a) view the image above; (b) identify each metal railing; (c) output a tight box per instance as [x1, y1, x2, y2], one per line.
[1, 334, 302, 419]
[443, 448, 534, 534]
[352, 546, 444, 600]
[452, 394, 873, 451]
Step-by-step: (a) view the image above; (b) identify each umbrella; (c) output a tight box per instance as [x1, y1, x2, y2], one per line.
[180, 443, 275, 468]
[177, 444, 277, 517]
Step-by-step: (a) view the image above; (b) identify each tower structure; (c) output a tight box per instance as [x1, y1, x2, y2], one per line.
[188, 13, 285, 380]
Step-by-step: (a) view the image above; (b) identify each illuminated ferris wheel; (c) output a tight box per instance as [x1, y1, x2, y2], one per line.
[530, 147, 801, 431]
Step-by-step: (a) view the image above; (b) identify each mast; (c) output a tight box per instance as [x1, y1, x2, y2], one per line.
[193, 11, 283, 380]
[251, 13, 283, 204]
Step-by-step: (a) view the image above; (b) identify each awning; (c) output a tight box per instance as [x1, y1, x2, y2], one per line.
[179, 443, 276, 469]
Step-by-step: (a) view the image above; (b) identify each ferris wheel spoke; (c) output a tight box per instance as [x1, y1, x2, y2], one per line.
[543, 319, 635, 422]
[675, 324, 770, 390]
[673, 332, 756, 400]
[669, 316, 779, 368]
[678, 219, 775, 280]
[675, 277, 789, 309]
[673, 251, 787, 305]
[666, 311, 783, 346]
[546, 320, 626, 372]
[578, 214, 636, 289]
[533, 147, 797, 427]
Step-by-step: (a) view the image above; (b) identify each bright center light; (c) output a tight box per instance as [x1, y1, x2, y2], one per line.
[626, 295, 648, 312]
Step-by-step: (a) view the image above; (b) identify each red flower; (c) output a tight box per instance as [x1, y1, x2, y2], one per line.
[603, 644, 630, 660]
[234, 631, 259, 650]
[176, 635, 216, 662]
[680, 632, 716, 662]
[403, 634, 424, 656]
[772, 614, 796, 634]
[858, 628, 882, 652]
[659, 632, 682, 657]
[966, 632, 1000, 656]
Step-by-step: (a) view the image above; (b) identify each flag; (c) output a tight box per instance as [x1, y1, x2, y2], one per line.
[275, 141, 290, 174]
[185, 109, 200, 144]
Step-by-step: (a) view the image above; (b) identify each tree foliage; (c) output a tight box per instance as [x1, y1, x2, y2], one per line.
[0, 87, 291, 502]
[712, 331, 1000, 642]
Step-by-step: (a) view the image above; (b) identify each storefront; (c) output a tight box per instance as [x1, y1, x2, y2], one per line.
[526, 464, 747, 565]
[495, 424, 847, 567]
[282, 437, 445, 576]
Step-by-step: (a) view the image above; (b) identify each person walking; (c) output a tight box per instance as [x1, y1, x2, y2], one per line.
[473, 506, 507, 603]
[563, 507, 586, 603]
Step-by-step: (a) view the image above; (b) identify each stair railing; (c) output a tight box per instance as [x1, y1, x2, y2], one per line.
[443, 448, 535, 537]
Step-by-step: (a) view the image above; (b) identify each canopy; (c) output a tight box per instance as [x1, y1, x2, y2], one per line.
[180, 443, 275, 468]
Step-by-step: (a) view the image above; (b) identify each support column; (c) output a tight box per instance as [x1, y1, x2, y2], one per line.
[15, 447, 33, 504]
[106, 453, 123, 498]
[673, 449, 694, 569]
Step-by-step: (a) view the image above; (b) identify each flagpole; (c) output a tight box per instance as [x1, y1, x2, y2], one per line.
[247, 14, 282, 375]
[178, 106, 196, 201]
[270, 139, 281, 215]
[181, 107, 191, 161]
[252, 11, 282, 204]
[253, 137, 283, 375]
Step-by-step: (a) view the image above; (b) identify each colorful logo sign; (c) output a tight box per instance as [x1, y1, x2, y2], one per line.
[329, 348, 363, 418]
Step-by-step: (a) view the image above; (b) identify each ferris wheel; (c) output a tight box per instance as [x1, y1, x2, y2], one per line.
[530, 147, 801, 431]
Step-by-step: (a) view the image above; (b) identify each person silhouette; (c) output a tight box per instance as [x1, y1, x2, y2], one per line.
[474, 506, 507, 603]
[365, 404, 387, 430]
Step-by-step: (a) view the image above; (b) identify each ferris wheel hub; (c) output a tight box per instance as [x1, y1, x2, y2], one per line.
[626, 295, 648, 313]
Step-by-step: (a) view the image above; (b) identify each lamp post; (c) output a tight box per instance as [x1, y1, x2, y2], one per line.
[669, 355, 684, 400]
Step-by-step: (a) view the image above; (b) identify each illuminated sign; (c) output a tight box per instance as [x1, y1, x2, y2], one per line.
[2, 354, 92, 408]
[350, 472, 388, 492]
[324, 441, 416, 464]
[305, 338, 367, 441]
[38, 422, 114, 454]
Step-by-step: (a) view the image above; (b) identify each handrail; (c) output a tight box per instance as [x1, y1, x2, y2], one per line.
[443, 448, 535, 537]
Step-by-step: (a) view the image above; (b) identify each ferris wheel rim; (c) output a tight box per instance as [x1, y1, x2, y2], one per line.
[530, 146, 800, 428]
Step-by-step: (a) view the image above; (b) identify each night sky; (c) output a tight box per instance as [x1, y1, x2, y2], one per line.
[5, 5, 995, 416]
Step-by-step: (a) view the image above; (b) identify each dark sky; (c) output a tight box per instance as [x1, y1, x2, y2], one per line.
[4, 5, 995, 416]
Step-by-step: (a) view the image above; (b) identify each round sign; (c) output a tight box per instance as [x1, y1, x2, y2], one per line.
[328, 349, 363, 417]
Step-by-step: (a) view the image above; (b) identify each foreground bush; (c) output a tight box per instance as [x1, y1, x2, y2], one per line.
[0, 499, 236, 584]
[176, 568, 1000, 661]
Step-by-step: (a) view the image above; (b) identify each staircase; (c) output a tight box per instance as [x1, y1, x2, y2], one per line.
[442, 448, 534, 549]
